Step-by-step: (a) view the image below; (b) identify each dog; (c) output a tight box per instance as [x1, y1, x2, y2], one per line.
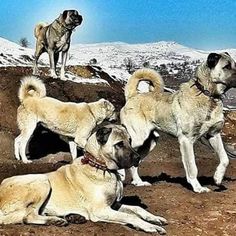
[14, 76, 116, 163]
[120, 52, 236, 193]
[33, 10, 83, 79]
[1, 125, 167, 233]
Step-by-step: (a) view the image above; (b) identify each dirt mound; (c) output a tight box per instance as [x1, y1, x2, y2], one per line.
[0, 66, 236, 235]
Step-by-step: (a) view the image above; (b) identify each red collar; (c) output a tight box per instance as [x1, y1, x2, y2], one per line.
[81, 152, 107, 171]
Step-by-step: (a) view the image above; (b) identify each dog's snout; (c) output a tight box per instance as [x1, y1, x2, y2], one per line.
[228, 73, 236, 88]
[78, 15, 83, 24]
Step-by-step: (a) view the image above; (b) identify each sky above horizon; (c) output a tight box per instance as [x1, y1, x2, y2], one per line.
[0, 0, 236, 50]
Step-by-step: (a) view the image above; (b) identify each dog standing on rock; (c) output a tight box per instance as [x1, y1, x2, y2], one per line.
[14, 76, 116, 163]
[121, 52, 236, 193]
[33, 10, 83, 79]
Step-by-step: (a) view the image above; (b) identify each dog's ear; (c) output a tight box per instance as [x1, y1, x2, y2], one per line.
[207, 53, 221, 69]
[100, 99, 111, 108]
[96, 127, 112, 145]
[74, 10, 78, 15]
[62, 10, 68, 19]
[224, 52, 230, 56]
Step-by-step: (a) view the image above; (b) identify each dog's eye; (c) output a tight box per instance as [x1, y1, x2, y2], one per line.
[224, 63, 231, 70]
[115, 141, 124, 149]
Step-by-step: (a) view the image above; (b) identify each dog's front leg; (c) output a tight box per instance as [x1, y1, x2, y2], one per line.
[129, 166, 151, 186]
[178, 135, 210, 193]
[118, 204, 167, 226]
[208, 133, 229, 185]
[69, 141, 77, 160]
[48, 49, 57, 79]
[33, 41, 44, 75]
[91, 207, 166, 234]
[117, 169, 126, 182]
[61, 51, 68, 80]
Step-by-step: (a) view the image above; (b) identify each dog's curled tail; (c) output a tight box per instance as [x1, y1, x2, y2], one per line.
[34, 22, 47, 38]
[125, 69, 164, 100]
[18, 76, 46, 102]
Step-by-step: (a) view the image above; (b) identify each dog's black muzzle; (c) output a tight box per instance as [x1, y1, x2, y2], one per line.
[227, 73, 236, 88]
[117, 149, 140, 169]
[75, 15, 83, 25]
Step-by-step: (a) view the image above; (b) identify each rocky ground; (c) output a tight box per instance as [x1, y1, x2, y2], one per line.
[0, 66, 236, 236]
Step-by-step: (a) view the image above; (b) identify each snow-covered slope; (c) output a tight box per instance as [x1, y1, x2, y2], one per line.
[1, 37, 236, 82]
[70, 41, 207, 66]
[0, 37, 48, 66]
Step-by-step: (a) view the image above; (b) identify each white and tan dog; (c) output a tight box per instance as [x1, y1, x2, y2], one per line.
[15, 76, 116, 163]
[0, 125, 167, 233]
[121, 52, 236, 193]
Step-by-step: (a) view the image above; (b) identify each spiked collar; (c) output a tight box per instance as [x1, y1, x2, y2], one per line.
[81, 152, 107, 171]
[55, 19, 74, 31]
[191, 78, 222, 100]
[51, 19, 74, 38]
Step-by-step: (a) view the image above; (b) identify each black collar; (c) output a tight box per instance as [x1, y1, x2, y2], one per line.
[190, 78, 222, 100]
[55, 19, 73, 31]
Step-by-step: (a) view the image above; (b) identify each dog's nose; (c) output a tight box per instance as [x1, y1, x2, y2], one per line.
[78, 15, 83, 24]
[229, 73, 236, 88]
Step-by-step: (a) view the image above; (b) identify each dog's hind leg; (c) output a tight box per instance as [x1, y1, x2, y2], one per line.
[19, 121, 37, 163]
[208, 133, 229, 185]
[33, 41, 44, 75]
[178, 135, 210, 193]
[69, 141, 77, 160]
[14, 135, 21, 160]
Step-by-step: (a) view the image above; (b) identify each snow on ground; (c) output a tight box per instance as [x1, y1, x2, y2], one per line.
[63, 71, 109, 85]
[1, 37, 236, 84]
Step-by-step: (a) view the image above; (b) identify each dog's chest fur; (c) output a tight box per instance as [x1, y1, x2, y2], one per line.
[173, 85, 224, 140]
[55, 32, 70, 52]
[43, 161, 123, 217]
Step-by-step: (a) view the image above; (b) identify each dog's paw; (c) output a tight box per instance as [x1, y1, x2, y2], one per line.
[141, 223, 166, 234]
[50, 73, 58, 79]
[149, 216, 168, 226]
[60, 76, 67, 81]
[46, 218, 68, 227]
[64, 214, 87, 224]
[131, 180, 152, 186]
[22, 159, 32, 164]
[214, 172, 224, 186]
[194, 186, 211, 193]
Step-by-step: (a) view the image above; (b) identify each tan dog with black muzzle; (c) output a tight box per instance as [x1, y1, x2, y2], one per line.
[0, 125, 167, 234]
[121, 52, 236, 193]
[33, 10, 83, 79]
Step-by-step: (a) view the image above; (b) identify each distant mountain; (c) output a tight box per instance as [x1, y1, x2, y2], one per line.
[1, 37, 236, 82]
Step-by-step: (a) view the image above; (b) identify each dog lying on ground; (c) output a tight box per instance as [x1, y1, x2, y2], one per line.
[33, 10, 83, 79]
[15, 76, 116, 163]
[120, 52, 236, 193]
[1, 125, 167, 234]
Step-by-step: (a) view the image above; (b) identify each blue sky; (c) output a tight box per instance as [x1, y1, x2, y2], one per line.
[0, 0, 236, 50]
